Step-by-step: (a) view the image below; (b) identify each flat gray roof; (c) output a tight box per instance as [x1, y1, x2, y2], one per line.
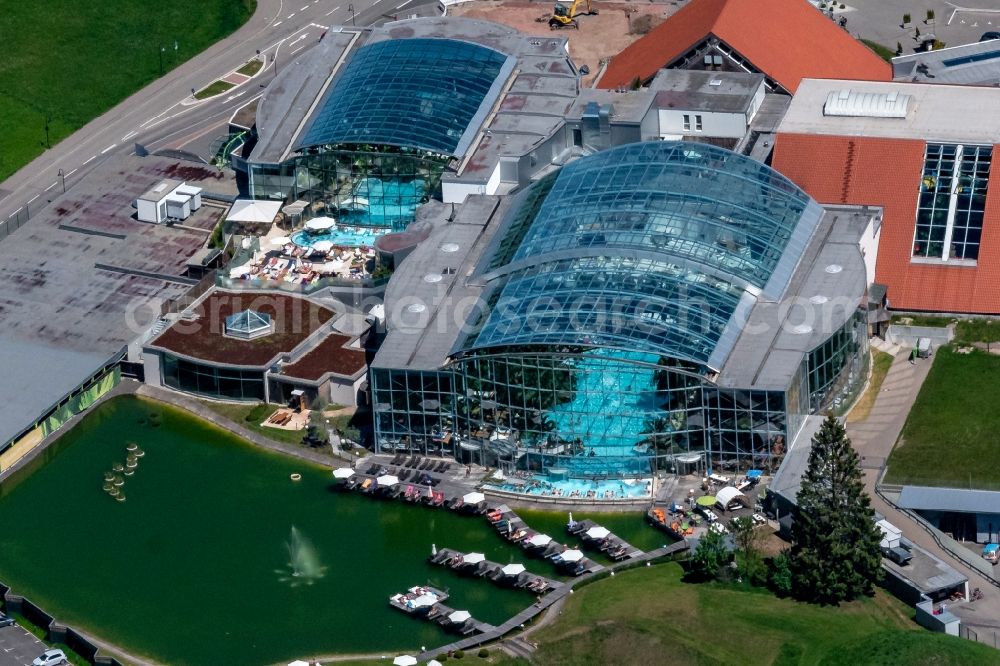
[898, 485, 1000, 515]
[769, 414, 825, 503]
[716, 206, 870, 390]
[650, 69, 764, 114]
[893, 39, 1000, 86]
[0, 153, 225, 447]
[372, 195, 512, 371]
[884, 537, 968, 594]
[779, 78, 1000, 144]
[565, 89, 655, 124]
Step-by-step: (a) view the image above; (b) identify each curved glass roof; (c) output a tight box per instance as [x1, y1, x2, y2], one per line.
[297, 38, 511, 156]
[462, 142, 820, 369]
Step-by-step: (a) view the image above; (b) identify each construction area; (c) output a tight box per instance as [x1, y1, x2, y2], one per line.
[449, 0, 683, 85]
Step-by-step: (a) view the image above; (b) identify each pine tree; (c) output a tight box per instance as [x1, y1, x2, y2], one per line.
[789, 415, 883, 604]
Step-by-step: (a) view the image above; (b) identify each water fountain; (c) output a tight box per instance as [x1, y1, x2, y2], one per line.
[283, 526, 326, 585]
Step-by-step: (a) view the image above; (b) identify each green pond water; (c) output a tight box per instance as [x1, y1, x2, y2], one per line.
[0, 396, 642, 666]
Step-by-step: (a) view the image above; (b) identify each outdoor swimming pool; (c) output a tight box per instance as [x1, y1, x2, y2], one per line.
[483, 475, 653, 501]
[291, 226, 384, 248]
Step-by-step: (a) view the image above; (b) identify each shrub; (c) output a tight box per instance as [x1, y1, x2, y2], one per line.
[436, 655, 448, 663]
[769, 554, 793, 597]
[454, 650, 465, 659]
[478, 648, 490, 658]
[902, 12, 911, 24]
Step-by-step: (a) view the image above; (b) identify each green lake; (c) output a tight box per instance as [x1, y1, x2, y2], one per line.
[0, 396, 659, 665]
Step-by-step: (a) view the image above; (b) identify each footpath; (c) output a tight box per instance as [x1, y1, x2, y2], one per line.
[847, 350, 1000, 644]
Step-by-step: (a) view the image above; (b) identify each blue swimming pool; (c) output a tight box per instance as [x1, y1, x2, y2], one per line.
[483, 475, 653, 500]
[340, 177, 426, 230]
[545, 350, 659, 475]
[292, 227, 383, 249]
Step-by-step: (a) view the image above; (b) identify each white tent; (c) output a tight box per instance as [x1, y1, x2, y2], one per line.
[501, 563, 526, 576]
[304, 216, 337, 231]
[376, 474, 400, 487]
[227, 199, 282, 224]
[463, 491, 486, 504]
[332, 467, 355, 479]
[715, 486, 749, 511]
[559, 549, 584, 563]
[393, 656, 418, 666]
[462, 552, 486, 565]
[527, 533, 552, 547]
[270, 236, 292, 246]
[448, 610, 472, 623]
[311, 240, 335, 253]
[585, 526, 610, 540]
[287, 661, 310, 666]
[228, 263, 253, 279]
[428, 661, 443, 666]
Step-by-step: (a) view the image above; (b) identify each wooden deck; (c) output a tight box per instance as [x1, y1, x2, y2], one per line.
[429, 547, 564, 595]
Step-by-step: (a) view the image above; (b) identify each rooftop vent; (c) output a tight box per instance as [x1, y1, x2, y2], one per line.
[809, 295, 829, 304]
[440, 243, 460, 253]
[790, 324, 813, 335]
[709, 79, 722, 86]
[825, 264, 843, 274]
[407, 303, 427, 314]
[424, 273, 443, 283]
[823, 89, 911, 118]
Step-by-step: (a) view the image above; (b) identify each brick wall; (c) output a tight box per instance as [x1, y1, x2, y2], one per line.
[774, 133, 1000, 314]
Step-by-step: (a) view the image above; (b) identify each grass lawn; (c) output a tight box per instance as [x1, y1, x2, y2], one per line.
[194, 80, 236, 100]
[198, 400, 306, 445]
[0, 0, 254, 181]
[953, 318, 1000, 347]
[886, 346, 1000, 489]
[521, 563, 993, 666]
[890, 314, 956, 328]
[861, 39, 897, 62]
[848, 350, 894, 423]
[236, 58, 264, 76]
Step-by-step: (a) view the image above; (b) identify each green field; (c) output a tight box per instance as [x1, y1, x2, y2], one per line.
[886, 346, 1000, 489]
[515, 564, 995, 666]
[0, 0, 254, 181]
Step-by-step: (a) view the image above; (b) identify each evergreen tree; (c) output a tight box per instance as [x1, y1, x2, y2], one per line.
[687, 528, 728, 582]
[789, 415, 883, 604]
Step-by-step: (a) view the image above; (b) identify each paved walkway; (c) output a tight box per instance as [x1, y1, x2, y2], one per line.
[848, 350, 1000, 642]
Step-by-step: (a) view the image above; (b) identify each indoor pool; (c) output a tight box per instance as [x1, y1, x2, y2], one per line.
[340, 177, 426, 230]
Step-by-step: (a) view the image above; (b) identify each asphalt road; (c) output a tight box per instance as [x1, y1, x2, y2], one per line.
[0, 623, 49, 666]
[0, 0, 438, 224]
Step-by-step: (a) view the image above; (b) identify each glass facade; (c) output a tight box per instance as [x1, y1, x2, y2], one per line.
[372, 352, 789, 475]
[297, 38, 510, 156]
[913, 143, 991, 261]
[161, 354, 266, 401]
[371, 142, 864, 479]
[806, 307, 869, 414]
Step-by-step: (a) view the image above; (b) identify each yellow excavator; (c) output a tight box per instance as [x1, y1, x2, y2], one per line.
[548, 0, 598, 29]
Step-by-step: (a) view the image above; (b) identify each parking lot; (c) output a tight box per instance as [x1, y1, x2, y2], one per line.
[0, 624, 50, 666]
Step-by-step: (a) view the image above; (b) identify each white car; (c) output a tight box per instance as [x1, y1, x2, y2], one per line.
[32, 649, 68, 666]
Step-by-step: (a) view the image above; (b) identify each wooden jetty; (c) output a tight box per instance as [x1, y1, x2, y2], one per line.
[388, 585, 449, 614]
[429, 548, 563, 594]
[567, 518, 645, 561]
[485, 504, 604, 575]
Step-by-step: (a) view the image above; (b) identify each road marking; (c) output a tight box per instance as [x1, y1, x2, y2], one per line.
[45, 182, 57, 192]
[311, 22, 330, 28]
[224, 90, 249, 103]
[293, 33, 308, 43]
[8, 208, 22, 220]
[398, 0, 413, 7]
[121, 130, 138, 141]
[83, 155, 96, 165]
[287, 12, 295, 18]
[301, 3, 309, 9]
[292, 45, 306, 54]
[27, 195, 39, 204]
[326, 6, 341, 15]
[66, 168, 77, 176]
[100, 144, 116, 154]
[274, 19, 283, 26]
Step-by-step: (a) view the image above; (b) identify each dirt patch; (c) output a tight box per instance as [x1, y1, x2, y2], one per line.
[450, 0, 680, 86]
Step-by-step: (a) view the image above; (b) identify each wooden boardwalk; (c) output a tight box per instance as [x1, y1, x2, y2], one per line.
[416, 540, 690, 661]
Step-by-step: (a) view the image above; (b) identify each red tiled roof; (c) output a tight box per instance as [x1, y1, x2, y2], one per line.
[774, 133, 1000, 313]
[281, 333, 367, 381]
[599, 0, 891, 93]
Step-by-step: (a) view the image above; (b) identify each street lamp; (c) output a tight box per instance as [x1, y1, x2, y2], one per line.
[158, 46, 166, 75]
[57, 168, 65, 194]
[349, 3, 356, 25]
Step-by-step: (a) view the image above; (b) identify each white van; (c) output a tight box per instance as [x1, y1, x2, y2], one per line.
[917, 337, 932, 358]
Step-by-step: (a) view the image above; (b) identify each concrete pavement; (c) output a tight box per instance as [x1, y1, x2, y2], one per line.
[0, 0, 436, 232]
[848, 350, 1000, 645]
